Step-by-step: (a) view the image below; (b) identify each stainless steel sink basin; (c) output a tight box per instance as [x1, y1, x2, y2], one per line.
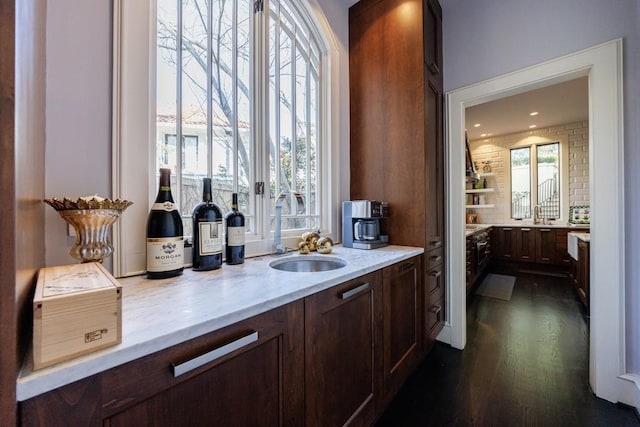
[269, 256, 347, 272]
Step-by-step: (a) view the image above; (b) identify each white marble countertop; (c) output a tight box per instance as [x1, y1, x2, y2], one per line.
[16, 245, 423, 401]
[568, 231, 591, 243]
[465, 223, 590, 237]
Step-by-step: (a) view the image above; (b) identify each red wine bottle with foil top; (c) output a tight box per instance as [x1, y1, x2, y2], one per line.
[146, 168, 184, 279]
[225, 193, 245, 265]
[192, 177, 223, 271]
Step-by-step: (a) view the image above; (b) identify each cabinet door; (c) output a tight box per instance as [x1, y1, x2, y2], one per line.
[466, 237, 474, 291]
[305, 271, 383, 427]
[423, 0, 443, 89]
[425, 79, 444, 252]
[497, 227, 517, 260]
[535, 228, 556, 264]
[577, 240, 590, 311]
[555, 228, 572, 267]
[517, 228, 536, 262]
[425, 259, 445, 350]
[382, 256, 422, 404]
[108, 303, 304, 427]
[22, 303, 305, 427]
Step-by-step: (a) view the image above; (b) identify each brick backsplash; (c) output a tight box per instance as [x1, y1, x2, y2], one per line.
[468, 121, 589, 224]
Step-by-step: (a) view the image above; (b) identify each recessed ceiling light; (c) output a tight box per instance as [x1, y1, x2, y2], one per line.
[529, 111, 539, 116]
[473, 123, 481, 128]
[487, 133, 493, 136]
[529, 124, 537, 129]
[480, 133, 487, 137]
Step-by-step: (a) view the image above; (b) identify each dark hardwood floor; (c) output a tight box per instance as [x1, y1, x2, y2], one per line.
[376, 273, 639, 426]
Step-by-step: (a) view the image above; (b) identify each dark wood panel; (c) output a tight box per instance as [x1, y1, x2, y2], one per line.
[496, 227, 517, 260]
[382, 257, 422, 405]
[22, 302, 305, 427]
[555, 228, 572, 267]
[423, 0, 443, 89]
[108, 338, 281, 427]
[535, 228, 556, 264]
[20, 376, 103, 427]
[305, 272, 383, 426]
[0, 1, 17, 422]
[349, 0, 427, 248]
[517, 228, 536, 262]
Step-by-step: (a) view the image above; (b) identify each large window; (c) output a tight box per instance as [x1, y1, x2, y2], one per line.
[112, 0, 334, 277]
[510, 142, 560, 219]
[156, 0, 323, 242]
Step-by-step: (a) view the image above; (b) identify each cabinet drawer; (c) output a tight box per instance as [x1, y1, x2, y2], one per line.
[426, 289, 444, 338]
[425, 247, 444, 270]
[426, 262, 444, 296]
[102, 302, 304, 418]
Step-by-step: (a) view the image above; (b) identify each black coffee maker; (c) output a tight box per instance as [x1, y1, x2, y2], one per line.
[342, 201, 389, 249]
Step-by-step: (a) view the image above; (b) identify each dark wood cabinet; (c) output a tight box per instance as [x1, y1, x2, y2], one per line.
[22, 302, 305, 427]
[304, 271, 383, 427]
[535, 228, 556, 264]
[577, 240, 590, 311]
[382, 256, 422, 406]
[349, 0, 444, 358]
[516, 228, 536, 262]
[496, 227, 517, 260]
[555, 229, 572, 267]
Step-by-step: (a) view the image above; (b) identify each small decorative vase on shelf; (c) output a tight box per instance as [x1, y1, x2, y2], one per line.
[44, 196, 133, 263]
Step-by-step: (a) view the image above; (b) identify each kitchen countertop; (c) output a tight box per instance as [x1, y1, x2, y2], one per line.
[465, 223, 590, 237]
[16, 245, 423, 401]
[568, 231, 591, 242]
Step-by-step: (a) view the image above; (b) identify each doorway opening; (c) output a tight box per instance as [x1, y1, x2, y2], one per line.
[443, 39, 624, 402]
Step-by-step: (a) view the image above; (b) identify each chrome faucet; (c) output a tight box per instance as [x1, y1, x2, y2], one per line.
[534, 205, 541, 224]
[274, 190, 305, 254]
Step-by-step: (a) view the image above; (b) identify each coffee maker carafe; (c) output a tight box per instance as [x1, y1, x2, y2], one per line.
[342, 201, 389, 249]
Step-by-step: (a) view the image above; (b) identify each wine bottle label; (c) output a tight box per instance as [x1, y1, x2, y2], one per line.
[151, 202, 177, 212]
[147, 237, 184, 272]
[227, 226, 245, 247]
[199, 221, 223, 256]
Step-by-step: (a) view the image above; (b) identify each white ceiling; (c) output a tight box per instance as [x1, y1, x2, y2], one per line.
[465, 77, 588, 140]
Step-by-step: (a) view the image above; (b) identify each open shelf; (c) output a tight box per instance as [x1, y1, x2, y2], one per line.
[465, 204, 495, 209]
[465, 188, 494, 194]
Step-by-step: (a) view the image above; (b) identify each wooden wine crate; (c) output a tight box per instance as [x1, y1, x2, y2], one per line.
[33, 262, 122, 370]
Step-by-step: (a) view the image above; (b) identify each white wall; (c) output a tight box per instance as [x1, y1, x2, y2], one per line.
[440, 0, 640, 374]
[469, 121, 589, 224]
[45, 0, 112, 267]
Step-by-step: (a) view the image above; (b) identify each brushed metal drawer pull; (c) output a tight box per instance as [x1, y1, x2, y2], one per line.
[431, 240, 442, 247]
[503, 227, 513, 231]
[522, 228, 531, 231]
[429, 270, 441, 278]
[400, 261, 415, 272]
[430, 255, 442, 263]
[541, 229, 551, 232]
[341, 283, 370, 300]
[430, 305, 441, 315]
[172, 331, 259, 377]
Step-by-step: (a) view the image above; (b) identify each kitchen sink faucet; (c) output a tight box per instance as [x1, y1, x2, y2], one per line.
[274, 190, 305, 255]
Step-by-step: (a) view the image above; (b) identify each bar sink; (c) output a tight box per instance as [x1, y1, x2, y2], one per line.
[269, 255, 347, 272]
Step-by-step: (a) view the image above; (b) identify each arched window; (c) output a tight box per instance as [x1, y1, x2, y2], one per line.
[113, 0, 333, 276]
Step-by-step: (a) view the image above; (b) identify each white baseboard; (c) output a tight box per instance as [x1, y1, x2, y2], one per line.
[435, 323, 453, 347]
[617, 374, 640, 409]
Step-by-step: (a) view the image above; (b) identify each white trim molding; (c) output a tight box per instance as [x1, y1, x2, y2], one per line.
[444, 39, 626, 404]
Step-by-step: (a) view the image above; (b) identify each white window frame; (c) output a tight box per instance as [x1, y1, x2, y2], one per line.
[111, 0, 340, 277]
[507, 136, 569, 223]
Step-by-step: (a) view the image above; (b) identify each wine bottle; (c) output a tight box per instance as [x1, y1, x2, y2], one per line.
[192, 177, 223, 271]
[225, 193, 245, 265]
[146, 168, 184, 279]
